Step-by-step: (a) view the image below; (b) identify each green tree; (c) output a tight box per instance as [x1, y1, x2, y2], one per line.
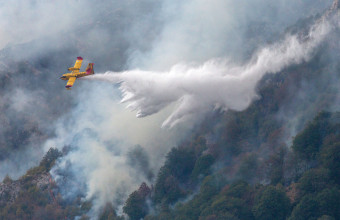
[123, 191, 147, 220]
[297, 169, 330, 196]
[225, 181, 252, 200]
[289, 194, 319, 220]
[191, 154, 215, 181]
[39, 147, 62, 171]
[316, 187, 340, 219]
[165, 147, 196, 180]
[153, 146, 196, 204]
[213, 197, 254, 220]
[292, 112, 331, 160]
[253, 186, 291, 220]
[321, 142, 340, 183]
[173, 175, 222, 220]
[123, 183, 151, 220]
[153, 167, 184, 204]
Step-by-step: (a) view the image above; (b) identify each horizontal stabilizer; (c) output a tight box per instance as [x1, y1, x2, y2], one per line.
[68, 67, 80, 71]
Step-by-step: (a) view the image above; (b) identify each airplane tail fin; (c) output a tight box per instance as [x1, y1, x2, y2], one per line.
[85, 63, 94, 75]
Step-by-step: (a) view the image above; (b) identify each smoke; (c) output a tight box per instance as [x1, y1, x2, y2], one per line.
[0, 0, 162, 180]
[86, 15, 334, 128]
[127, 0, 333, 70]
[0, 87, 51, 180]
[44, 82, 191, 217]
[0, 0, 337, 218]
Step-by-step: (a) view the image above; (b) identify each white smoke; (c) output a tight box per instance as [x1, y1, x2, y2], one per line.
[127, 0, 333, 70]
[86, 17, 333, 128]
[45, 83, 190, 217]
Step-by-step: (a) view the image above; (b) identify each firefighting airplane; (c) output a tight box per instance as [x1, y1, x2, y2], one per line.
[60, 57, 94, 90]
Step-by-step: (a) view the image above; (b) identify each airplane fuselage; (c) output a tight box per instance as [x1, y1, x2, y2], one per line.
[60, 57, 94, 89]
[60, 72, 91, 80]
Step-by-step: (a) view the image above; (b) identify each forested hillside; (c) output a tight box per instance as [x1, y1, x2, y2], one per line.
[122, 56, 340, 219]
[121, 5, 340, 219]
[133, 111, 340, 220]
[2, 74, 339, 219]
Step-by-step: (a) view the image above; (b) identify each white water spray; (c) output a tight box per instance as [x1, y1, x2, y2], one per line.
[86, 17, 334, 128]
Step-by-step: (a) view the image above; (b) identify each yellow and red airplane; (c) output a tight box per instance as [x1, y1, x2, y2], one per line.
[60, 57, 94, 89]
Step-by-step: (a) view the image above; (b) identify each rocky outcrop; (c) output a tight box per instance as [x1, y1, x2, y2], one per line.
[0, 180, 21, 204]
[31, 172, 51, 191]
[0, 172, 52, 205]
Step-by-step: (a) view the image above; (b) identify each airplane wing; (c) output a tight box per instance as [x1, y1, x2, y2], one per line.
[68, 57, 83, 72]
[65, 77, 76, 89]
[74, 57, 83, 69]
